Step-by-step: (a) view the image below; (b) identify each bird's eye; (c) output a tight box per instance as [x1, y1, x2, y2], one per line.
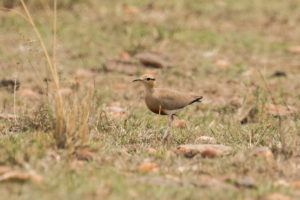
[146, 78, 151, 81]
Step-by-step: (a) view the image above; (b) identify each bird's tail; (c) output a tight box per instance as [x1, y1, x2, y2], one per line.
[189, 96, 203, 105]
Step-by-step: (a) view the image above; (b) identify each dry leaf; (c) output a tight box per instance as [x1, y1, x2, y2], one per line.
[251, 147, 274, 160]
[215, 59, 230, 69]
[136, 162, 158, 173]
[29, 172, 44, 183]
[236, 176, 255, 188]
[96, 187, 111, 197]
[265, 104, 297, 116]
[292, 181, 300, 189]
[59, 88, 73, 96]
[122, 5, 140, 15]
[273, 179, 289, 187]
[175, 144, 232, 158]
[70, 160, 85, 170]
[229, 97, 243, 107]
[172, 119, 186, 128]
[75, 69, 96, 79]
[178, 166, 187, 173]
[119, 52, 131, 60]
[18, 89, 40, 100]
[71, 77, 81, 86]
[0, 114, 18, 120]
[104, 106, 128, 119]
[146, 148, 157, 155]
[174, 146, 198, 158]
[201, 148, 218, 158]
[0, 166, 12, 175]
[71, 160, 85, 168]
[196, 136, 217, 144]
[76, 149, 95, 161]
[203, 51, 217, 57]
[263, 193, 291, 200]
[114, 83, 129, 90]
[199, 175, 231, 189]
[0, 170, 43, 183]
[165, 150, 176, 159]
[286, 46, 300, 54]
[0, 171, 31, 182]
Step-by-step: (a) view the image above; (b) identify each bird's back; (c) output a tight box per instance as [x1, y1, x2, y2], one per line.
[145, 88, 201, 115]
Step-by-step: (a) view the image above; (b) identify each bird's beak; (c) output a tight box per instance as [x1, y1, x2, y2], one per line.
[132, 78, 142, 82]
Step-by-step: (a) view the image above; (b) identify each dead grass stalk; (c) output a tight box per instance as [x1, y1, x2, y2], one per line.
[19, 0, 92, 149]
[257, 70, 287, 154]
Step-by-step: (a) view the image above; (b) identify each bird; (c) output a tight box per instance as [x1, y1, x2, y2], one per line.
[132, 74, 203, 143]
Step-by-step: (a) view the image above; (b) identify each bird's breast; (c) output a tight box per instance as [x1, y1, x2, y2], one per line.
[145, 95, 168, 115]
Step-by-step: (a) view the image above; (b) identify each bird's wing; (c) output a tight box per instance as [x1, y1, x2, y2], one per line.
[153, 88, 194, 110]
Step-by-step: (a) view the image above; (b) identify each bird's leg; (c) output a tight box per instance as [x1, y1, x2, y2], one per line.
[156, 105, 162, 141]
[163, 114, 174, 144]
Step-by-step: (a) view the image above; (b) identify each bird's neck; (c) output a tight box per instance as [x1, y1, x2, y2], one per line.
[144, 84, 154, 94]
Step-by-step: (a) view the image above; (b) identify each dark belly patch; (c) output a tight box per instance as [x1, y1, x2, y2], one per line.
[145, 98, 168, 115]
[147, 105, 168, 115]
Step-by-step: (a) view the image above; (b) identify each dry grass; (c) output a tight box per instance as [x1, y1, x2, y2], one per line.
[17, 0, 92, 149]
[0, 0, 299, 199]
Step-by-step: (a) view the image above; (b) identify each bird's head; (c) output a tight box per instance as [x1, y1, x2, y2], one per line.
[132, 74, 156, 89]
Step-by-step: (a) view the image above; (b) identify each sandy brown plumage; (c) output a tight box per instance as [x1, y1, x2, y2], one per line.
[133, 73, 203, 143]
[145, 88, 202, 115]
